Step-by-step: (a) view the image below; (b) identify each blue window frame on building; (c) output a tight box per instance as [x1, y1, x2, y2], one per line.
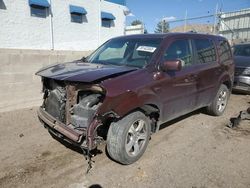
[101, 12, 116, 27]
[69, 5, 87, 23]
[102, 20, 112, 27]
[29, 0, 50, 18]
[0, 0, 7, 10]
[105, 0, 126, 6]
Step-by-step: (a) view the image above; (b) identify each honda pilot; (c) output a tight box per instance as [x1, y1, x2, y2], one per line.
[36, 33, 234, 165]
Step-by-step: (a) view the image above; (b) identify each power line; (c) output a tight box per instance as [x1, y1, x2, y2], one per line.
[167, 8, 250, 24]
[168, 14, 214, 23]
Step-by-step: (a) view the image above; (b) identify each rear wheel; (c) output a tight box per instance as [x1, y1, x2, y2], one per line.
[207, 84, 229, 116]
[107, 111, 151, 164]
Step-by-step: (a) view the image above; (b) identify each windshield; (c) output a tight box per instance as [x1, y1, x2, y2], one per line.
[234, 44, 250, 57]
[87, 37, 162, 68]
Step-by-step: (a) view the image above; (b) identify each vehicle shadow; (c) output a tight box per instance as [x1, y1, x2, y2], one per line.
[49, 131, 103, 157]
[159, 108, 205, 130]
[232, 90, 250, 95]
[89, 184, 102, 188]
[48, 107, 207, 162]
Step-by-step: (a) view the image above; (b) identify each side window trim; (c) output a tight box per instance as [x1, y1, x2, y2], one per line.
[190, 39, 198, 64]
[187, 39, 196, 67]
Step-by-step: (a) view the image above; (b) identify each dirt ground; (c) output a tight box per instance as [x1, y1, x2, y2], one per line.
[0, 94, 249, 188]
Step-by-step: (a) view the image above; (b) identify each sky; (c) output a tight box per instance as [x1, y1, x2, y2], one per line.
[126, 0, 250, 33]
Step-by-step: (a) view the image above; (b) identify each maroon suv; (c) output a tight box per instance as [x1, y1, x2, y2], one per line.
[37, 33, 234, 164]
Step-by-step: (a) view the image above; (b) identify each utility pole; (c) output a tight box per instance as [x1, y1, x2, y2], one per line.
[184, 10, 187, 32]
[49, 0, 54, 50]
[213, 3, 218, 34]
[98, 0, 101, 47]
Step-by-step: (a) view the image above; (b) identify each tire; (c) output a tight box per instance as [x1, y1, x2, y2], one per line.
[107, 111, 151, 165]
[206, 84, 229, 116]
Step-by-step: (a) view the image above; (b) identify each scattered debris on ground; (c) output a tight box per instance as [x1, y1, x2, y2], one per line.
[228, 107, 250, 128]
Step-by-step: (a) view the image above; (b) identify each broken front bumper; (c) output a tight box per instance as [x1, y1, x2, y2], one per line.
[37, 107, 85, 144]
[37, 107, 101, 150]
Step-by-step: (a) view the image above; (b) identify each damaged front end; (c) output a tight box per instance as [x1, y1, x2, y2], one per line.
[37, 77, 109, 154]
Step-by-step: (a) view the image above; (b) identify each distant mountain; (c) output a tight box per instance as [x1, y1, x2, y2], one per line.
[170, 24, 214, 34]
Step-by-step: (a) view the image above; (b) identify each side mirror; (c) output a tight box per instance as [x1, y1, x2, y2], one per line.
[162, 60, 182, 72]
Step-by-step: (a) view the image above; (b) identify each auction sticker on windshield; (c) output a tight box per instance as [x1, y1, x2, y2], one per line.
[136, 46, 156, 53]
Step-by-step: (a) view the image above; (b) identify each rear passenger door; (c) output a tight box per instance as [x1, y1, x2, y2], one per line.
[192, 38, 220, 108]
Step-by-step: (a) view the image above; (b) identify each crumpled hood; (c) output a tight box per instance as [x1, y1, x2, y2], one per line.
[36, 61, 138, 82]
[234, 56, 250, 68]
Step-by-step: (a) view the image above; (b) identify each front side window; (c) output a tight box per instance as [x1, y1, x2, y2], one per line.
[194, 39, 216, 64]
[164, 39, 193, 67]
[87, 38, 162, 68]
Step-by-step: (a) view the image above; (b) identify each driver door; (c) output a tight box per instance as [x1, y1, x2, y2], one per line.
[154, 38, 198, 122]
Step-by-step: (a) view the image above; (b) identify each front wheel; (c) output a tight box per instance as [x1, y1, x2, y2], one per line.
[206, 84, 229, 116]
[107, 111, 151, 164]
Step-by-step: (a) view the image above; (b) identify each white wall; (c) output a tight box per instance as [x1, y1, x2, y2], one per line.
[0, 48, 92, 112]
[0, 0, 51, 49]
[219, 8, 250, 42]
[52, 0, 100, 51]
[0, 0, 127, 51]
[100, 0, 126, 44]
[125, 24, 144, 35]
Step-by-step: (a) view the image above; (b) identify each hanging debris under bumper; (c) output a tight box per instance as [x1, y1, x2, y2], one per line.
[38, 106, 102, 150]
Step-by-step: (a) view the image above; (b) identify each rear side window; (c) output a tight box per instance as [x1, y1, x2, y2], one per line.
[219, 40, 232, 63]
[194, 39, 216, 64]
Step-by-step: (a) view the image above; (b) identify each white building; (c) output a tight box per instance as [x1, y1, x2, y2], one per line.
[125, 24, 145, 35]
[219, 8, 250, 43]
[0, 0, 128, 51]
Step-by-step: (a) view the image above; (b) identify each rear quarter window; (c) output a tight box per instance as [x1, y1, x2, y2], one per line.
[194, 39, 217, 64]
[219, 40, 232, 64]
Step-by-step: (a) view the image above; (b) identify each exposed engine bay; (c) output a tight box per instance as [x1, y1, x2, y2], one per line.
[39, 78, 108, 149]
[43, 79, 103, 128]
[38, 78, 111, 172]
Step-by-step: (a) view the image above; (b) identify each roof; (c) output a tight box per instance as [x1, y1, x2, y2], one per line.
[114, 32, 227, 40]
